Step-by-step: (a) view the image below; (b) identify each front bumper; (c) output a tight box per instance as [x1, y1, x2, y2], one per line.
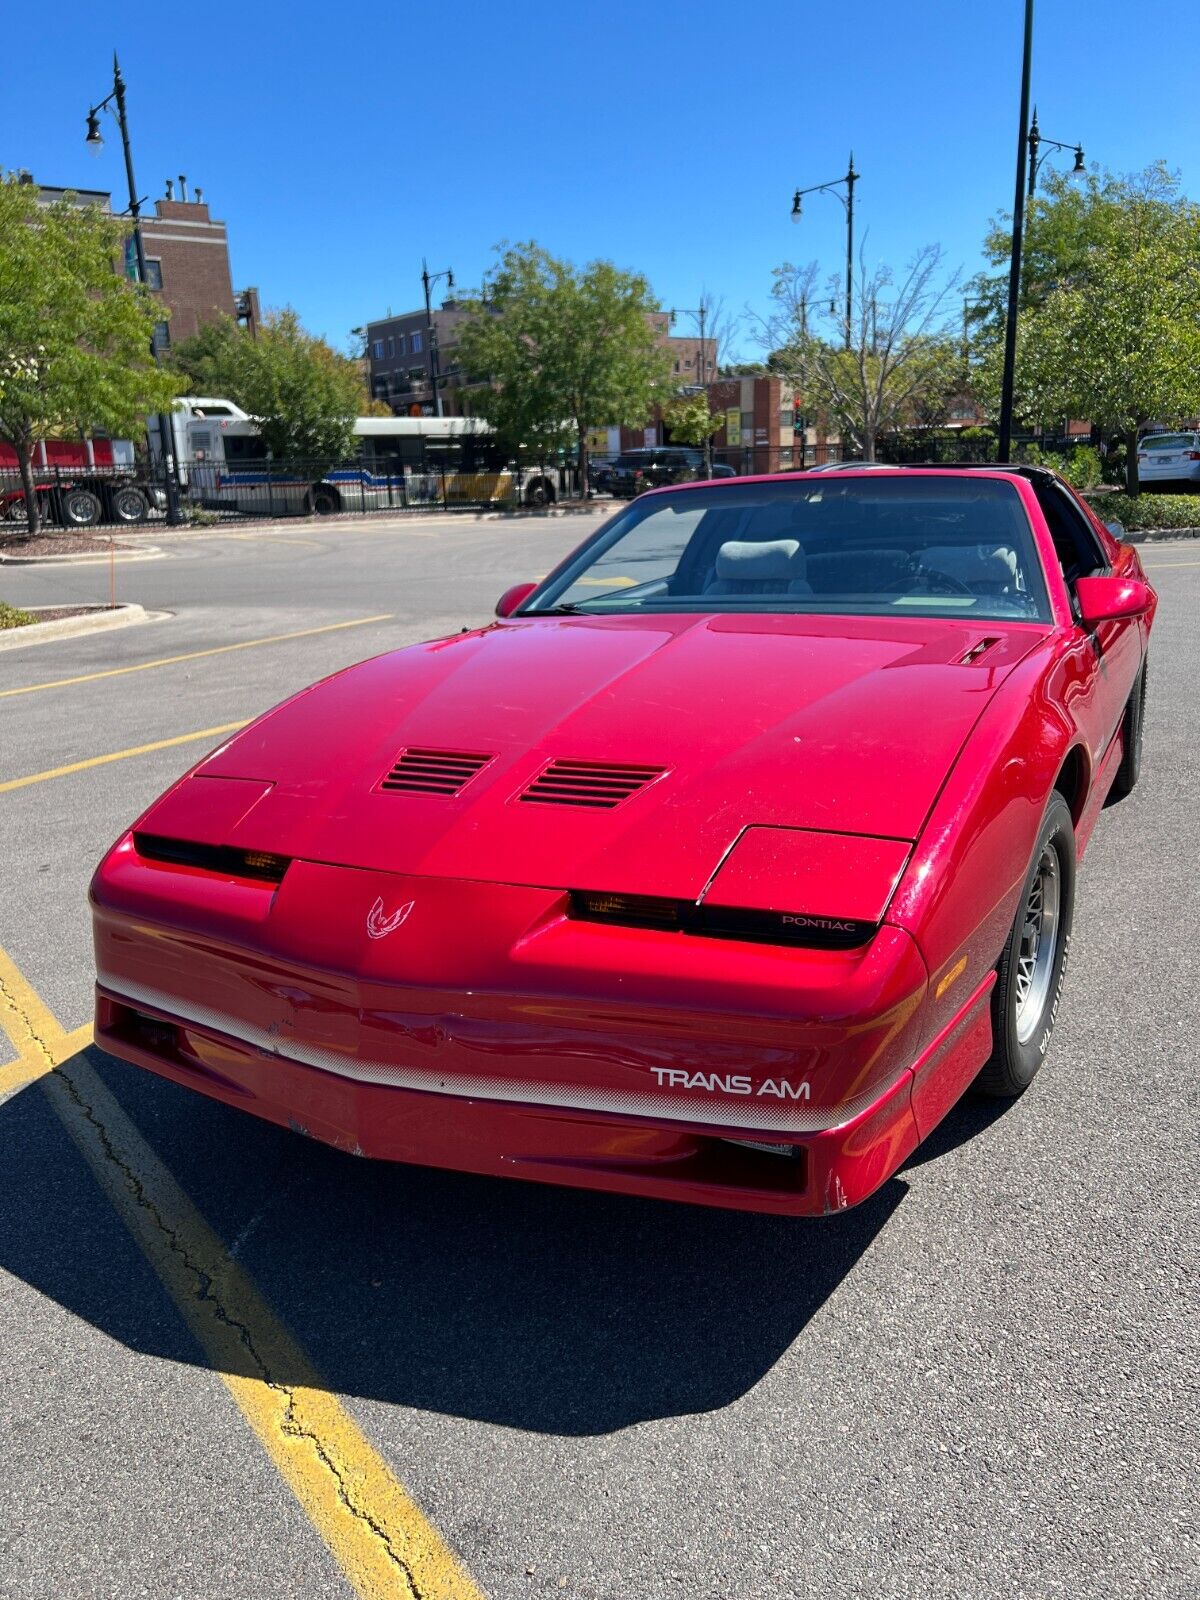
[91, 842, 993, 1215]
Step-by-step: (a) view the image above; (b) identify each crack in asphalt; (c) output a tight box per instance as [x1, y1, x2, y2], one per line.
[51, 1057, 425, 1599]
[0, 972, 57, 1072]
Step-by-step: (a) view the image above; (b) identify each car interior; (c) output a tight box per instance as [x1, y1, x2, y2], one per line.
[541, 478, 1058, 621]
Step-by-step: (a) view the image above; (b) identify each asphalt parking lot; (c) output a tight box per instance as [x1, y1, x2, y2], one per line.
[1, 516, 1197, 1600]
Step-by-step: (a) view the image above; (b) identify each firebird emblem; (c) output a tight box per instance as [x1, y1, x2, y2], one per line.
[366, 897, 413, 940]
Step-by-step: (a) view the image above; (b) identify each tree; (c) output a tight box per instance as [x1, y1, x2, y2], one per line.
[455, 243, 671, 491]
[660, 388, 723, 473]
[170, 310, 366, 461]
[1000, 204, 1200, 494]
[0, 175, 178, 535]
[763, 247, 961, 460]
[968, 165, 1200, 490]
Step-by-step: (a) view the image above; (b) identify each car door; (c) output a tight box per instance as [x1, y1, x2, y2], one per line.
[1039, 479, 1142, 768]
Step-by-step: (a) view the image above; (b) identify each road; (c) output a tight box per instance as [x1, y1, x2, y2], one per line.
[1, 516, 1196, 1600]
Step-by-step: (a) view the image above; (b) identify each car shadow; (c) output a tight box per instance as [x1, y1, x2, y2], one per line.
[1, 1046, 905, 1436]
[900, 1092, 1012, 1170]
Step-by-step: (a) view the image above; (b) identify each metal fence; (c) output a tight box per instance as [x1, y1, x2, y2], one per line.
[1, 430, 1097, 536]
[0, 456, 578, 534]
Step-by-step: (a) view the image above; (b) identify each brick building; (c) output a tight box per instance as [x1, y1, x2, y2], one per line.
[364, 304, 473, 415]
[27, 172, 260, 352]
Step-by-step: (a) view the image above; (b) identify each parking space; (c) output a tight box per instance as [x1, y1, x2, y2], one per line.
[1, 521, 1197, 1598]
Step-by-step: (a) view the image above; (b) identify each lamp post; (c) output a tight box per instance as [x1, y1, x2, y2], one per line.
[86, 54, 183, 525]
[790, 153, 859, 350]
[996, 2, 1035, 464]
[670, 303, 712, 475]
[421, 260, 453, 418]
[1027, 108, 1085, 197]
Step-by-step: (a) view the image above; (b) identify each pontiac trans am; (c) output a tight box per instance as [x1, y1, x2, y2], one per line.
[91, 467, 1156, 1215]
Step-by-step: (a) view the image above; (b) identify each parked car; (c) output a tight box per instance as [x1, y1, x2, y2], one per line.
[91, 464, 1155, 1217]
[1136, 431, 1200, 486]
[609, 447, 707, 497]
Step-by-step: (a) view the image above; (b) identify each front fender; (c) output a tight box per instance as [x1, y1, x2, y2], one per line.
[884, 640, 1080, 1026]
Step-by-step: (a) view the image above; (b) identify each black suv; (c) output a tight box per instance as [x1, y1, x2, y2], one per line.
[609, 447, 735, 498]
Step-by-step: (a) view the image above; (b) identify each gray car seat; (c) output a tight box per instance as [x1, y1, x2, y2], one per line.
[704, 539, 812, 596]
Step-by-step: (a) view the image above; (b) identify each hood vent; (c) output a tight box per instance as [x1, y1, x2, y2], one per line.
[379, 747, 494, 796]
[520, 759, 666, 809]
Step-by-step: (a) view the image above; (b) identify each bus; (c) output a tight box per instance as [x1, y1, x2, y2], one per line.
[155, 399, 566, 516]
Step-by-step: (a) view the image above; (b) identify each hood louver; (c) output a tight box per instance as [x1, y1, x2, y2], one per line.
[379, 747, 494, 796]
[520, 759, 666, 809]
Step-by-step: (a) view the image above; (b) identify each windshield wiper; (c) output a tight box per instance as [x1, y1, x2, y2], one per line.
[524, 602, 586, 615]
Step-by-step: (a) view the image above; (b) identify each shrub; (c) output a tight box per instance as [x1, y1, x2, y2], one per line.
[1088, 492, 1200, 531]
[1059, 445, 1103, 490]
[0, 600, 36, 629]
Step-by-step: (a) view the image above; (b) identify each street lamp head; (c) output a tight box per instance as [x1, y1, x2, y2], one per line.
[1071, 144, 1086, 179]
[790, 190, 802, 223]
[85, 110, 103, 153]
[446, 269, 454, 289]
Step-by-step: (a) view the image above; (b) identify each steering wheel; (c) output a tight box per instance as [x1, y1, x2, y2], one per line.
[884, 562, 975, 599]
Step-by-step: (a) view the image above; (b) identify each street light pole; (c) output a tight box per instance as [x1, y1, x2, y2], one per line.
[671, 303, 713, 475]
[1026, 108, 1085, 198]
[790, 153, 859, 350]
[997, 0, 1034, 464]
[86, 53, 183, 525]
[421, 259, 453, 418]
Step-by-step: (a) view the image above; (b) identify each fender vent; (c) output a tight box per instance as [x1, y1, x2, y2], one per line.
[379, 747, 494, 796]
[521, 759, 666, 809]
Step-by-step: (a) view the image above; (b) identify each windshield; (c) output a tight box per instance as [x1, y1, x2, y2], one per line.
[1141, 434, 1196, 451]
[523, 476, 1052, 622]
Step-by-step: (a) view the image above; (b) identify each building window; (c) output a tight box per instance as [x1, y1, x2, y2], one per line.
[411, 331, 423, 354]
[387, 336, 394, 358]
[372, 340, 384, 360]
[144, 259, 163, 291]
[673, 361, 680, 373]
[396, 333, 406, 356]
[152, 321, 170, 354]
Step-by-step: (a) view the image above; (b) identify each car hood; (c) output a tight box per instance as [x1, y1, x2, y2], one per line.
[187, 612, 1047, 899]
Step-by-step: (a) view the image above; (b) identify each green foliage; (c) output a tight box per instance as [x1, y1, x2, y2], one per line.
[660, 389, 723, 446]
[1093, 492, 1200, 531]
[969, 166, 1200, 493]
[167, 317, 241, 394]
[0, 175, 180, 533]
[958, 425, 998, 461]
[1058, 445, 1103, 490]
[454, 243, 671, 461]
[169, 310, 365, 461]
[0, 599, 36, 629]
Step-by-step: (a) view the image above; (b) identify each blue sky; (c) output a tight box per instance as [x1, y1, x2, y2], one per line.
[10, 1, 1195, 360]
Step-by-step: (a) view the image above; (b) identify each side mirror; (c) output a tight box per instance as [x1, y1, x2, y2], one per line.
[1075, 575, 1153, 628]
[495, 581, 537, 618]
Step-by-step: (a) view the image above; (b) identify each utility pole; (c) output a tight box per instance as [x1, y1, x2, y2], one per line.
[998, 0, 1034, 464]
[86, 54, 183, 524]
[421, 259, 453, 418]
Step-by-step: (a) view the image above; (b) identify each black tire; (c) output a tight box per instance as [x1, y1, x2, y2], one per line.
[109, 484, 149, 525]
[1109, 658, 1147, 800]
[975, 791, 1076, 1099]
[525, 478, 550, 507]
[59, 487, 102, 528]
[309, 485, 341, 517]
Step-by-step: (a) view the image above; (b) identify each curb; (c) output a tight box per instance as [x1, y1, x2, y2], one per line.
[1120, 526, 1200, 544]
[0, 543, 164, 566]
[0, 603, 149, 651]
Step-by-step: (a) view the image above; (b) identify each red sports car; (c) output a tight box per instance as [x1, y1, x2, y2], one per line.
[91, 467, 1155, 1215]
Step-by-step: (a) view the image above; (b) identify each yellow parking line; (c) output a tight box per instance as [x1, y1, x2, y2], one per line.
[0, 614, 393, 700]
[0, 947, 483, 1600]
[0, 722, 250, 794]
